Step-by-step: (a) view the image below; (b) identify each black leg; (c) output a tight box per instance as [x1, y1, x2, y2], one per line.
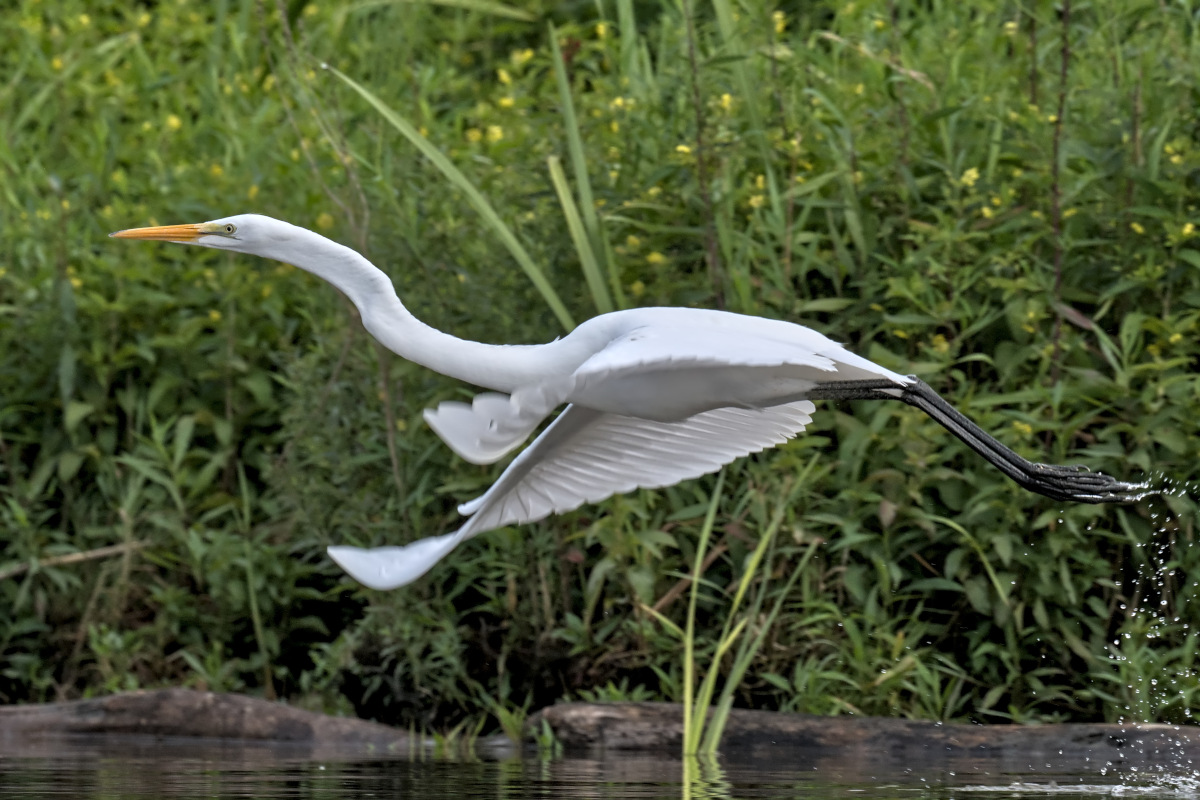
[808, 377, 1156, 504]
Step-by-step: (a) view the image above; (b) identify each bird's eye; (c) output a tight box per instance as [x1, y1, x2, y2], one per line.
[223, 224, 237, 235]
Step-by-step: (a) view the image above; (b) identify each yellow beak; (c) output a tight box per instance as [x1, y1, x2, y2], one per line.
[109, 223, 206, 242]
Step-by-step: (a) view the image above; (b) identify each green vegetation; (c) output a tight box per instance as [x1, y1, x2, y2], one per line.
[2, 0, 1198, 740]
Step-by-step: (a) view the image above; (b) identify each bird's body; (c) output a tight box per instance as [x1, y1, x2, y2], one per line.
[112, 214, 1151, 590]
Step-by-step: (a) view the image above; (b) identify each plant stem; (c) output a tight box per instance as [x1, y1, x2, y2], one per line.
[680, 0, 724, 309]
[1049, 0, 1071, 383]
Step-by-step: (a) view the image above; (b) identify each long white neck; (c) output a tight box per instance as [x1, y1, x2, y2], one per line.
[254, 223, 581, 392]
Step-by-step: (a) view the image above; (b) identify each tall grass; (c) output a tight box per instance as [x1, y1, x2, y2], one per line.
[0, 0, 1197, 739]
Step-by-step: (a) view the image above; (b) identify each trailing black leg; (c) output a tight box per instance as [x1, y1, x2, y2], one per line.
[808, 377, 1155, 504]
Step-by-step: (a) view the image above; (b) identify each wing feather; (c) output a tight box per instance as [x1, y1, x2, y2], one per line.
[457, 399, 816, 537]
[328, 399, 816, 590]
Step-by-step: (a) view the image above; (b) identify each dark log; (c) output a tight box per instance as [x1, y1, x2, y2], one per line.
[0, 688, 408, 750]
[528, 702, 1200, 765]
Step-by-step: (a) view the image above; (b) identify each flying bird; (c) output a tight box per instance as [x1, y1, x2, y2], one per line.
[112, 215, 1152, 589]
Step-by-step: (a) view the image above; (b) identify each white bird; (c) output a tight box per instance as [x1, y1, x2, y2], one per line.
[112, 214, 1152, 590]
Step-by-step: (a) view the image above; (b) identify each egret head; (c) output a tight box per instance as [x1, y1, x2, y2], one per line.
[110, 214, 293, 257]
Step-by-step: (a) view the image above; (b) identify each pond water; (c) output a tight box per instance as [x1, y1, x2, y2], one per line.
[1, 736, 1198, 799]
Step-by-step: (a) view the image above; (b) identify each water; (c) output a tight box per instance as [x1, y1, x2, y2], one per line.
[2, 735, 1198, 799]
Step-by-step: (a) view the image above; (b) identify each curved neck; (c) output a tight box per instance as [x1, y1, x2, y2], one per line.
[264, 224, 574, 392]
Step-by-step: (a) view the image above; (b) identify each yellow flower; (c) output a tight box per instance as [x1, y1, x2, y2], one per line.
[1003, 20, 1019, 35]
[719, 93, 733, 113]
[931, 334, 949, 354]
[959, 167, 979, 188]
[1183, 222, 1195, 237]
[78, 13, 90, 26]
[137, 11, 150, 26]
[991, 195, 1002, 207]
[596, 21, 609, 39]
[51, 56, 64, 70]
[646, 185, 662, 198]
[166, 114, 182, 131]
[675, 144, 692, 155]
[873, 18, 885, 30]
[772, 11, 786, 34]
[303, 3, 318, 16]
[610, 96, 627, 110]
[1047, 114, 1058, 123]
[854, 83, 864, 95]
[61, 199, 70, 211]
[511, 48, 534, 67]
[1062, 207, 1077, 218]
[610, 121, 619, 133]
[498, 96, 515, 108]
[893, 329, 909, 339]
[625, 235, 641, 248]
[247, 184, 259, 201]
[1130, 221, 1145, 235]
[1012, 421, 1034, 436]
[69, 277, 82, 289]
[466, 128, 483, 143]
[209, 164, 224, 178]
[1171, 154, 1184, 165]
[486, 125, 503, 143]
[980, 206, 994, 219]
[1169, 332, 1183, 345]
[646, 251, 667, 266]
[316, 212, 334, 230]
[629, 280, 645, 297]
[748, 194, 765, 209]
[290, 148, 300, 161]
[208, 309, 222, 322]
[497, 68, 512, 86]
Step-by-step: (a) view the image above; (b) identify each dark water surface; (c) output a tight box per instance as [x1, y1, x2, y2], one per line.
[1, 735, 1198, 799]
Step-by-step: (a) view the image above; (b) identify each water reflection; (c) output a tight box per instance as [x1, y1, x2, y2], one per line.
[0, 734, 1194, 799]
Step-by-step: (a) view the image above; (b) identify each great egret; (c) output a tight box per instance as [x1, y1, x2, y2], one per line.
[112, 214, 1152, 590]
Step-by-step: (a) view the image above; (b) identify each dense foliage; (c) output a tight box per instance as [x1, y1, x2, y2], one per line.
[2, 0, 1198, 732]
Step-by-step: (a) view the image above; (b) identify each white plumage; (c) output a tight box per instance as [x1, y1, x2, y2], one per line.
[112, 214, 1151, 591]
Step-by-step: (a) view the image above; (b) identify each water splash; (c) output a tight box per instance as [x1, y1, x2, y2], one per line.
[958, 778, 1200, 796]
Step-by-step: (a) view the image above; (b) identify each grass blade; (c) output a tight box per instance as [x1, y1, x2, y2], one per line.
[549, 27, 618, 311]
[328, 66, 575, 331]
[548, 156, 613, 313]
[549, 155, 614, 311]
[683, 470, 725, 755]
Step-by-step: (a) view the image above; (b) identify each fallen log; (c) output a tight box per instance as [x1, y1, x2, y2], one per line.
[528, 702, 1200, 765]
[0, 688, 409, 750]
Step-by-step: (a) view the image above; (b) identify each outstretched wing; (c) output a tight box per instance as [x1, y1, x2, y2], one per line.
[457, 399, 815, 534]
[328, 399, 815, 590]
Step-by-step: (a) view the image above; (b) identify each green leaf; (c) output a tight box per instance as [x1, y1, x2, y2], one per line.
[57, 451, 85, 483]
[63, 401, 94, 434]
